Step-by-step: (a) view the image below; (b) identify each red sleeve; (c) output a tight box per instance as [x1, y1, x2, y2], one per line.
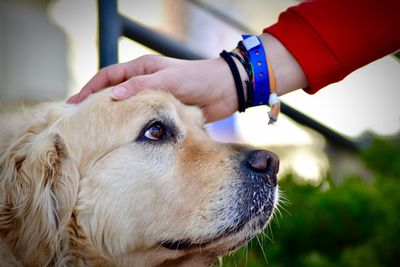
[264, 0, 400, 94]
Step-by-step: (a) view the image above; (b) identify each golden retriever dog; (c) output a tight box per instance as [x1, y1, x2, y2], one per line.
[0, 89, 279, 267]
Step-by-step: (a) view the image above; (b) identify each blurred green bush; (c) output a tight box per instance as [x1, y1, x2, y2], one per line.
[221, 138, 400, 267]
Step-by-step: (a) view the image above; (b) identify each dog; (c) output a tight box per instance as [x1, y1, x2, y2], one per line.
[0, 89, 279, 266]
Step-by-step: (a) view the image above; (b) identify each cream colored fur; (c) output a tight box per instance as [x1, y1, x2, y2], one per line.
[0, 90, 278, 266]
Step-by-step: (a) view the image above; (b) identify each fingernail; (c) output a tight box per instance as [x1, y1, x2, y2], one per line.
[112, 86, 127, 99]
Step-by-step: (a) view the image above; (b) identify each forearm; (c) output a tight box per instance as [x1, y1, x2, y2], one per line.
[259, 33, 308, 96]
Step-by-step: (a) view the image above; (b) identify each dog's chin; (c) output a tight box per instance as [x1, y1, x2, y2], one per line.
[160, 187, 278, 254]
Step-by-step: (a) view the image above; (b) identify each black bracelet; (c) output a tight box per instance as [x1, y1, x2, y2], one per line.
[220, 50, 246, 112]
[229, 51, 254, 108]
[237, 41, 255, 107]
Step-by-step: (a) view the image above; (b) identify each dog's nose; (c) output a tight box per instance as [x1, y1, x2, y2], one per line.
[247, 150, 279, 186]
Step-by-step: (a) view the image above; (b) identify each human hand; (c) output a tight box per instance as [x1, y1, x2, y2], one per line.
[67, 34, 306, 122]
[67, 55, 240, 122]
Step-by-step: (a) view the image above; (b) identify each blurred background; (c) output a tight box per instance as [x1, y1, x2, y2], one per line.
[0, 0, 399, 266]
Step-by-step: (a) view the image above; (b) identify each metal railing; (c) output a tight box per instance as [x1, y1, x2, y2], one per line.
[98, 0, 369, 151]
[98, 0, 201, 67]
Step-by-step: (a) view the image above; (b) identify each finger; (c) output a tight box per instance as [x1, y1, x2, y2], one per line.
[66, 66, 129, 104]
[69, 55, 168, 103]
[70, 62, 137, 103]
[111, 73, 162, 100]
[66, 93, 81, 104]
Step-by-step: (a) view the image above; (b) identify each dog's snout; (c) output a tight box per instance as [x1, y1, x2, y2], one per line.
[247, 150, 279, 185]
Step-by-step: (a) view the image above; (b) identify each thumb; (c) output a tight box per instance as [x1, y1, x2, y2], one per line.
[111, 75, 155, 100]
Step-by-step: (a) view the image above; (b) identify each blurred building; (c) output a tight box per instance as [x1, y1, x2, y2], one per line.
[0, 0, 69, 103]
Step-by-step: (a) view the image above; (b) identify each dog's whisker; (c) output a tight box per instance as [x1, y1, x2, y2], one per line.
[256, 235, 269, 265]
[245, 240, 249, 267]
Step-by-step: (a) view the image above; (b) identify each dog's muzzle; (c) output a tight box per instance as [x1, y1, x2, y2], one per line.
[160, 148, 279, 251]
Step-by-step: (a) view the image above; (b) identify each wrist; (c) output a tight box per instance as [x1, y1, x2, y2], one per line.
[230, 52, 249, 102]
[215, 51, 250, 112]
[211, 57, 243, 113]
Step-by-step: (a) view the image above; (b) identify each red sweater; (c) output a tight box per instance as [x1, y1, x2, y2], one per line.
[264, 0, 400, 94]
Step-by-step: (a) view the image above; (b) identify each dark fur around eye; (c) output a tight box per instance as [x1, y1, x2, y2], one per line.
[136, 120, 177, 143]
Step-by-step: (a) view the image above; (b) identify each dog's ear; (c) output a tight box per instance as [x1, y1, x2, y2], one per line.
[0, 128, 79, 264]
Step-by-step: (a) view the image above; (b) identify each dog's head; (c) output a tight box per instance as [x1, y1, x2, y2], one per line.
[0, 90, 279, 266]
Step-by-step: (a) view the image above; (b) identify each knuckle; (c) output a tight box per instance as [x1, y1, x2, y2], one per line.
[101, 64, 127, 86]
[98, 65, 112, 78]
[100, 64, 113, 73]
[139, 54, 157, 61]
[126, 77, 147, 90]
[136, 54, 162, 73]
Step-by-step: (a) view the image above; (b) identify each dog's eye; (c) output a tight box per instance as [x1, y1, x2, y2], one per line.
[143, 123, 166, 140]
